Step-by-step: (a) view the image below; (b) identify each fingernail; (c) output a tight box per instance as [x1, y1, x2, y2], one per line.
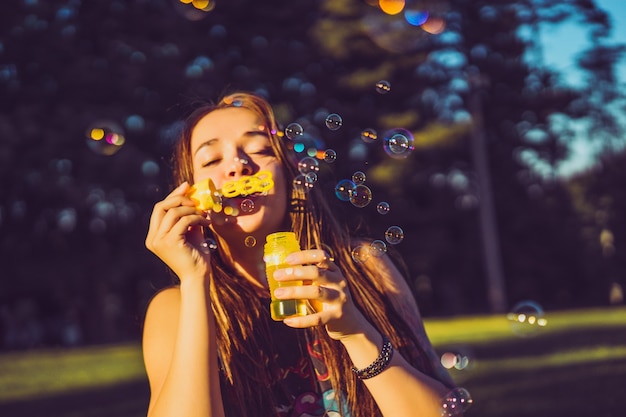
[274, 288, 286, 297]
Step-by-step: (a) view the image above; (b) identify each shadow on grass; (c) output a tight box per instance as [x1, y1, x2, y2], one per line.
[443, 325, 626, 417]
[2, 323, 624, 417]
[0, 379, 149, 417]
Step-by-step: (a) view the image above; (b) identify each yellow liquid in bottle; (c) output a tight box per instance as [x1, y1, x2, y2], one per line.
[265, 232, 309, 321]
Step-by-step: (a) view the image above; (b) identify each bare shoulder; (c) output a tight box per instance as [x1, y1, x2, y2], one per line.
[143, 286, 181, 343]
[142, 286, 181, 390]
[146, 286, 181, 316]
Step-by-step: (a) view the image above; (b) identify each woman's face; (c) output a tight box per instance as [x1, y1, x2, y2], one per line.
[190, 107, 288, 241]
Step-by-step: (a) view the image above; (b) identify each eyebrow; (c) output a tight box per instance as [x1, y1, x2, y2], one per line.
[193, 138, 218, 156]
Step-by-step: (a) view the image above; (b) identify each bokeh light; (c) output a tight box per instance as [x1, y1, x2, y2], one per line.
[379, 0, 405, 15]
[404, 9, 429, 26]
[85, 121, 126, 156]
[421, 16, 446, 34]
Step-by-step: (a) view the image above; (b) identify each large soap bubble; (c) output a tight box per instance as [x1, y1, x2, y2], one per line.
[383, 128, 414, 159]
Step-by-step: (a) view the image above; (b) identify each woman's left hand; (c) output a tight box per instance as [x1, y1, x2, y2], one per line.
[272, 249, 366, 340]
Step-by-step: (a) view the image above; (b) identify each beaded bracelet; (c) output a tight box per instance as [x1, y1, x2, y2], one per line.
[351, 336, 394, 380]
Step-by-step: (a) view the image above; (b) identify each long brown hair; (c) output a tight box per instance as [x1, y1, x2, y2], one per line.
[171, 92, 439, 417]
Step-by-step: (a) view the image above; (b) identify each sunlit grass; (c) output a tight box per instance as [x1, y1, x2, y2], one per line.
[0, 344, 146, 402]
[0, 306, 625, 417]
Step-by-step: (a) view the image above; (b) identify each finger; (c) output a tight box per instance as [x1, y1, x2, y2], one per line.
[274, 284, 341, 303]
[148, 187, 198, 240]
[148, 209, 209, 248]
[283, 311, 328, 329]
[153, 205, 204, 238]
[285, 249, 338, 271]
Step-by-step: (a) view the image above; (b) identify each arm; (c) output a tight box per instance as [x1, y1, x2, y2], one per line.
[336, 252, 450, 417]
[142, 182, 225, 417]
[273, 250, 453, 417]
[367, 252, 457, 388]
[142, 282, 224, 417]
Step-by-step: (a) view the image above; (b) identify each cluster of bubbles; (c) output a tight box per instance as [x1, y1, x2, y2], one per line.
[293, 156, 320, 193]
[506, 300, 548, 337]
[280, 80, 413, 257]
[440, 387, 473, 416]
[350, 239, 389, 264]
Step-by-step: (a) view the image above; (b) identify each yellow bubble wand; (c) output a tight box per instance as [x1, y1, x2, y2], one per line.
[186, 170, 274, 212]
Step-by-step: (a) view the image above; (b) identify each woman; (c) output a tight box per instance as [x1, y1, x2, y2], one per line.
[143, 92, 457, 417]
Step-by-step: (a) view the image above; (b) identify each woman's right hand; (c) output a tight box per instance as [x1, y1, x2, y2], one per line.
[145, 182, 212, 281]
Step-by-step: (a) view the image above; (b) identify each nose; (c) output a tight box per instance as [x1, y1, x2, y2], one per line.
[227, 156, 253, 178]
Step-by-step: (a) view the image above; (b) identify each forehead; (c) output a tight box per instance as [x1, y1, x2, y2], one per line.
[191, 107, 264, 145]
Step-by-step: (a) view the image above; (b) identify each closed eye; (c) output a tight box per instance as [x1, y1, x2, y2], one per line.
[251, 147, 274, 156]
[201, 158, 221, 167]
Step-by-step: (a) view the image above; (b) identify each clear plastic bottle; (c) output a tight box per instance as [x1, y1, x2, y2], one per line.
[264, 232, 308, 321]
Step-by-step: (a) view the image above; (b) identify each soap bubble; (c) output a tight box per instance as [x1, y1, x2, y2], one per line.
[440, 387, 473, 416]
[305, 172, 318, 184]
[293, 174, 315, 193]
[240, 199, 255, 213]
[349, 184, 372, 208]
[385, 226, 404, 244]
[351, 245, 371, 264]
[375, 80, 391, 94]
[369, 239, 388, 257]
[352, 171, 366, 184]
[323, 149, 337, 163]
[376, 201, 390, 215]
[383, 128, 414, 159]
[298, 156, 320, 175]
[360, 128, 378, 143]
[506, 300, 547, 337]
[325, 113, 343, 131]
[200, 237, 218, 254]
[285, 122, 304, 139]
[85, 120, 126, 156]
[244, 236, 257, 247]
[335, 179, 356, 202]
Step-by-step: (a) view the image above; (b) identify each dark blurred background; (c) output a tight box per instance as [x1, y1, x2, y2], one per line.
[1, 0, 625, 351]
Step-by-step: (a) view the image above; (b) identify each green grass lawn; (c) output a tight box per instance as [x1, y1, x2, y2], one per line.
[1, 306, 625, 417]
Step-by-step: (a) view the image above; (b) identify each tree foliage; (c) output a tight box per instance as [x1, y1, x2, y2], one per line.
[0, 0, 624, 348]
